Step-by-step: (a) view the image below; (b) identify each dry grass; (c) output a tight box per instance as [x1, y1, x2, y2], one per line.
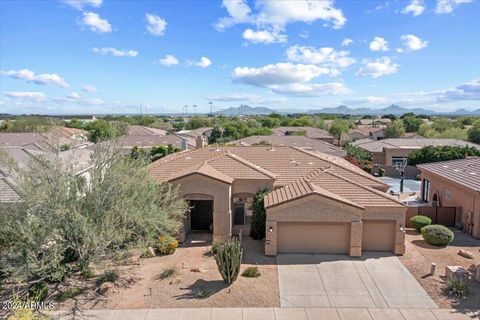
[399, 228, 480, 310]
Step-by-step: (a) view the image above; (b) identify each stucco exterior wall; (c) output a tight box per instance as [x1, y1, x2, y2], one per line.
[421, 171, 480, 238]
[384, 148, 416, 166]
[372, 152, 386, 165]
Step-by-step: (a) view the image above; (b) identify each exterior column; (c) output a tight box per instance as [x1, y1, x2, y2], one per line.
[264, 220, 277, 256]
[350, 221, 362, 257]
[395, 229, 406, 255]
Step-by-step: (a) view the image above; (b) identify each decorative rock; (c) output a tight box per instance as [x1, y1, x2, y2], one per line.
[169, 277, 182, 285]
[445, 266, 466, 280]
[190, 267, 208, 273]
[147, 247, 156, 258]
[458, 249, 474, 259]
[98, 282, 114, 295]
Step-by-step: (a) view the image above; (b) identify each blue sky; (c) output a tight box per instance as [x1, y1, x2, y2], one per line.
[0, 0, 479, 114]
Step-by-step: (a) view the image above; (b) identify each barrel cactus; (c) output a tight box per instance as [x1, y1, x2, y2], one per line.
[214, 235, 243, 285]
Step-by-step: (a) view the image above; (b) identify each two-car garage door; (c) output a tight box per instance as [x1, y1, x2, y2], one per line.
[277, 222, 350, 254]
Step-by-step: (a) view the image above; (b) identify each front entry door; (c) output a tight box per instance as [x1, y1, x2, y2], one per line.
[189, 200, 213, 231]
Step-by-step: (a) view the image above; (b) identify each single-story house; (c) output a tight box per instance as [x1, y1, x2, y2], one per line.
[345, 127, 384, 142]
[356, 118, 391, 128]
[417, 157, 480, 239]
[230, 135, 346, 158]
[272, 126, 335, 144]
[353, 138, 480, 166]
[127, 125, 167, 136]
[0, 132, 90, 151]
[149, 146, 406, 257]
[111, 134, 196, 154]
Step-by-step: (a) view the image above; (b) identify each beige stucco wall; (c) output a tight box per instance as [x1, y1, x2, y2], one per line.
[421, 171, 480, 238]
[265, 194, 406, 256]
[384, 147, 417, 166]
[372, 152, 386, 165]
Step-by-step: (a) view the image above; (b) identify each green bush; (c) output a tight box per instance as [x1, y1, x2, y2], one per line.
[158, 266, 178, 280]
[410, 215, 432, 232]
[215, 236, 243, 285]
[96, 270, 119, 286]
[250, 188, 269, 240]
[446, 279, 469, 298]
[242, 266, 261, 278]
[211, 240, 223, 255]
[28, 281, 48, 301]
[421, 225, 454, 246]
[56, 287, 85, 302]
[155, 235, 178, 255]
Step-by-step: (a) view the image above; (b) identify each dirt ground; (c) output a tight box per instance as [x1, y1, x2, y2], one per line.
[47, 233, 279, 310]
[399, 228, 480, 311]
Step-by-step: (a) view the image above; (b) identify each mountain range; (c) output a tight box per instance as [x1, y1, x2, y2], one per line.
[215, 104, 480, 116]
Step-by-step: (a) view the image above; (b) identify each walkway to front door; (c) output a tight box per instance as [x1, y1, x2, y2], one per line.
[277, 252, 437, 309]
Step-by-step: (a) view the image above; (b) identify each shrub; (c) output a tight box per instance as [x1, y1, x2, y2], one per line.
[211, 240, 223, 255]
[56, 287, 85, 302]
[242, 266, 261, 278]
[250, 188, 269, 240]
[196, 288, 211, 299]
[446, 279, 469, 298]
[158, 266, 178, 280]
[421, 225, 454, 246]
[96, 270, 119, 286]
[155, 235, 178, 255]
[80, 268, 95, 279]
[28, 281, 48, 301]
[215, 236, 243, 285]
[410, 215, 432, 232]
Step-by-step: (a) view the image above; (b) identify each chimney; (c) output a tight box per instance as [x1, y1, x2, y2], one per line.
[196, 135, 205, 149]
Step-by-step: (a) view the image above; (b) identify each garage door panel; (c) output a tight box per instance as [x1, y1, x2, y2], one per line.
[362, 220, 395, 252]
[277, 223, 350, 254]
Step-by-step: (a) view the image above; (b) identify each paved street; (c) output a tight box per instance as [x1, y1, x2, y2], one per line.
[47, 307, 478, 320]
[277, 252, 437, 308]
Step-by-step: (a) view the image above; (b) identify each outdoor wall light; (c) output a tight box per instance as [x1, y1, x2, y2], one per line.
[400, 224, 405, 231]
[269, 226, 273, 233]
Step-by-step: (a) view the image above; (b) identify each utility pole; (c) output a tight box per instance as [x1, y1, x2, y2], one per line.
[184, 105, 188, 117]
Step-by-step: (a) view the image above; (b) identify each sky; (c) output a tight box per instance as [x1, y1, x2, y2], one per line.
[0, 0, 479, 115]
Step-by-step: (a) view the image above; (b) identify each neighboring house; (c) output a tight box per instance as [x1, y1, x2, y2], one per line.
[356, 118, 391, 128]
[149, 146, 406, 257]
[127, 125, 167, 136]
[272, 126, 335, 144]
[353, 138, 480, 166]
[177, 127, 213, 146]
[110, 134, 196, 155]
[346, 127, 384, 142]
[417, 157, 480, 239]
[0, 132, 90, 151]
[404, 132, 426, 139]
[0, 172, 21, 203]
[50, 126, 89, 141]
[230, 135, 346, 158]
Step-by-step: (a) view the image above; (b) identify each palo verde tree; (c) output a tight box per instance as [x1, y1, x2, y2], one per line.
[0, 144, 188, 283]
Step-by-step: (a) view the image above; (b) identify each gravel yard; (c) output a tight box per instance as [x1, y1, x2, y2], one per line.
[399, 229, 480, 310]
[53, 233, 279, 310]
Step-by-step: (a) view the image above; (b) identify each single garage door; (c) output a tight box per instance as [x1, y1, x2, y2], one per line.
[277, 222, 350, 254]
[362, 220, 395, 252]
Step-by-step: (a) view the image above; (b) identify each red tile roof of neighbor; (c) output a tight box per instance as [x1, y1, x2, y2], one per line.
[417, 157, 480, 191]
[150, 146, 400, 208]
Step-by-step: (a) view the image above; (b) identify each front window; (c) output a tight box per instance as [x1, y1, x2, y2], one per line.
[233, 203, 245, 225]
[422, 179, 430, 202]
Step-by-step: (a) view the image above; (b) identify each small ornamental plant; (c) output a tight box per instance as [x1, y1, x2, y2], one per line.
[156, 235, 178, 255]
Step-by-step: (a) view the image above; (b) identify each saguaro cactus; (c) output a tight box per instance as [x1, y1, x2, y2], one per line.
[214, 235, 243, 285]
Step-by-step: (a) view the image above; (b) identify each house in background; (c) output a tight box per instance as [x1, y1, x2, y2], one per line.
[127, 125, 167, 136]
[149, 146, 406, 257]
[272, 126, 335, 144]
[177, 127, 213, 146]
[0, 132, 90, 151]
[355, 118, 391, 128]
[417, 157, 480, 239]
[230, 135, 346, 158]
[345, 127, 385, 142]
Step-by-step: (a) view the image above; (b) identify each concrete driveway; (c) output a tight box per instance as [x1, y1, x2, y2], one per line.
[278, 252, 437, 309]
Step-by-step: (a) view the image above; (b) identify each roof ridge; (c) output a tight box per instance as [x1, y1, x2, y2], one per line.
[222, 152, 277, 179]
[322, 170, 405, 206]
[289, 146, 389, 187]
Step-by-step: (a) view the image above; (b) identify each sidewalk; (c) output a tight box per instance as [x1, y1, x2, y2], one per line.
[46, 307, 479, 320]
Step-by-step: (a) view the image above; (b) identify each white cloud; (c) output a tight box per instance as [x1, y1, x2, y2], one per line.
[232, 62, 333, 87]
[299, 30, 309, 39]
[205, 93, 286, 104]
[436, 79, 480, 102]
[1, 68, 69, 88]
[369, 37, 389, 52]
[242, 29, 287, 44]
[268, 82, 350, 96]
[402, 0, 426, 16]
[157, 54, 179, 66]
[81, 12, 112, 33]
[215, 0, 346, 31]
[81, 84, 97, 93]
[62, 0, 102, 10]
[285, 45, 356, 70]
[435, 0, 473, 14]
[67, 92, 80, 99]
[342, 96, 391, 106]
[5, 91, 46, 102]
[341, 38, 353, 47]
[188, 57, 212, 68]
[146, 13, 167, 36]
[92, 47, 138, 57]
[356, 57, 399, 78]
[401, 34, 428, 51]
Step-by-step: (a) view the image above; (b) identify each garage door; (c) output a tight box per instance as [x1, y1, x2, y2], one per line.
[277, 222, 350, 254]
[362, 220, 395, 252]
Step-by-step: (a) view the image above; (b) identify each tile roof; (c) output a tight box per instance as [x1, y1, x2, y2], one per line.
[230, 135, 346, 157]
[0, 175, 21, 203]
[127, 125, 167, 136]
[0, 132, 86, 151]
[169, 162, 234, 184]
[353, 138, 480, 153]
[272, 126, 333, 139]
[150, 146, 387, 191]
[417, 157, 480, 191]
[348, 127, 384, 135]
[114, 134, 191, 150]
